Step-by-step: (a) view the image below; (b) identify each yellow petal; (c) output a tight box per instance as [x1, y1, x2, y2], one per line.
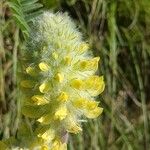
[37, 113, 53, 124]
[55, 73, 64, 83]
[52, 140, 67, 150]
[77, 43, 89, 54]
[58, 92, 69, 102]
[54, 107, 67, 120]
[67, 123, 82, 134]
[85, 100, 99, 110]
[39, 62, 49, 72]
[20, 80, 35, 88]
[84, 76, 105, 96]
[41, 145, 48, 150]
[72, 98, 86, 109]
[70, 79, 83, 89]
[39, 82, 51, 93]
[76, 57, 100, 71]
[26, 66, 37, 76]
[38, 129, 55, 141]
[78, 60, 89, 70]
[31, 95, 49, 105]
[37, 116, 45, 123]
[84, 107, 103, 118]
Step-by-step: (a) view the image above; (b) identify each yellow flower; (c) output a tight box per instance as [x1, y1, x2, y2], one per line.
[51, 140, 67, 150]
[58, 92, 69, 102]
[71, 79, 84, 90]
[39, 62, 50, 72]
[54, 106, 68, 120]
[39, 82, 51, 93]
[26, 66, 37, 76]
[85, 107, 103, 118]
[67, 123, 82, 134]
[41, 145, 48, 150]
[55, 73, 64, 83]
[31, 95, 49, 105]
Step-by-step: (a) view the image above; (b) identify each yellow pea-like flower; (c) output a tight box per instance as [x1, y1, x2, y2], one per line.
[52, 140, 67, 150]
[75, 57, 100, 72]
[67, 123, 82, 134]
[70, 79, 83, 89]
[37, 113, 53, 124]
[31, 95, 49, 105]
[39, 82, 51, 93]
[72, 98, 86, 109]
[77, 43, 89, 54]
[84, 75, 105, 96]
[64, 55, 72, 65]
[85, 100, 99, 110]
[39, 62, 50, 72]
[26, 66, 37, 76]
[38, 129, 55, 141]
[58, 92, 69, 102]
[55, 73, 64, 83]
[85, 107, 103, 119]
[41, 145, 48, 150]
[54, 106, 68, 120]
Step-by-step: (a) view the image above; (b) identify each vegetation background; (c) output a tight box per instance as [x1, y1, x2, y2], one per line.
[0, 0, 150, 149]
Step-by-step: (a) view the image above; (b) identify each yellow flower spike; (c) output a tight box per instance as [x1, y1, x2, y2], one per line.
[18, 12, 105, 150]
[85, 107, 103, 119]
[41, 145, 48, 150]
[31, 95, 49, 105]
[58, 92, 69, 102]
[52, 52, 58, 60]
[67, 123, 82, 134]
[20, 80, 35, 88]
[39, 62, 50, 72]
[26, 66, 36, 76]
[71, 79, 83, 89]
[55, 73, 64, 83]
[54, 106, 68, 120]
[64, 55, 71, 65]
[39, 82, 51, 93]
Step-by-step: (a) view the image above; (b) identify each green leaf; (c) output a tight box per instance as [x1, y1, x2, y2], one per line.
[8, 0, 43, 39]
[25, 10, 43, 22]
[22, 3, 43, 13]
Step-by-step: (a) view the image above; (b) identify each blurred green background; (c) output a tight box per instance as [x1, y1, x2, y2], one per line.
[0, 0, 150, 149]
